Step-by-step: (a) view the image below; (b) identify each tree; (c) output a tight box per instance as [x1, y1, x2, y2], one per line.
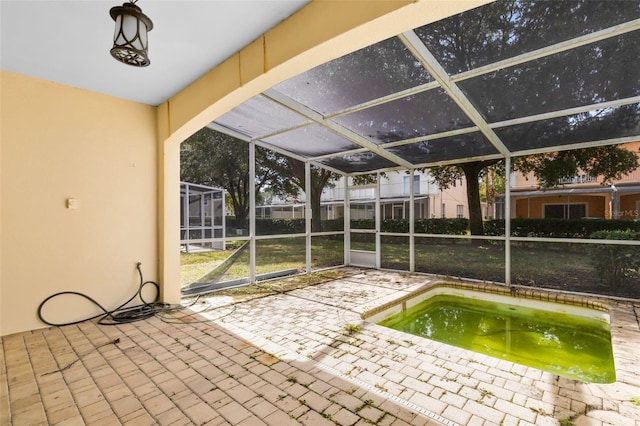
[512, 146, 640, 189]
[480, 166, 505, 218]
[420, 1, 640, 235]
[258, 149, 339, 232]
[427, 160, 502, 236]
[428, 145, 639, 235]
[181, 128, 296, 222]
[181, 127, 343, 231]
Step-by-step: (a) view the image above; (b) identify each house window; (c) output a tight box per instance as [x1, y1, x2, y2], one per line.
[391, 204, 403, 219]
[543, 203, 587, 219]
[408, 198, 429, 219]
[456, 204, 464, 219]
[441, 203, 446, 218]
[350, 203, 375, 220]
[403, 175, 420, 195]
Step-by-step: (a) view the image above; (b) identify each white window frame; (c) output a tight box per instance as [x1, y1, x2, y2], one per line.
[403, 175, 420, 196]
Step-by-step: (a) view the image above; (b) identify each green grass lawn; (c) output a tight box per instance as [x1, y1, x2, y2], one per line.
[180, 250, 234, 287]
[181, 237, 639, 299]
[181, 237, 344, 287]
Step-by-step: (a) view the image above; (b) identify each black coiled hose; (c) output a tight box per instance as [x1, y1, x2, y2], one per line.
[37, 262, 177, 326]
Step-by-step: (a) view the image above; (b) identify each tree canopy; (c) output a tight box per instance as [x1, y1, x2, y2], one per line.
[428, 145, 639, 235]
[180, 128, 296, 222]
[180, 127, 341, 230]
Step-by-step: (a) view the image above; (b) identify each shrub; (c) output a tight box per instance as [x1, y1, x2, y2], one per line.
[588, 229, 640, 286]
[484, 219, 640, 238]
[352, 218, 468, 234]
[321, 219, 344, 232]
[382, 219, 409, 233]
[232, 217, 470, 235]
[414, 218, 468, 235]
[256, 218, 305, 235]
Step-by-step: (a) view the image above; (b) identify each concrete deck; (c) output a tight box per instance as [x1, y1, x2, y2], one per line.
[2, 268, 640, 425]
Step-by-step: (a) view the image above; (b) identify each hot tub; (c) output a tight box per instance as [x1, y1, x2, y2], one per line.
[364, 283, 615, 383]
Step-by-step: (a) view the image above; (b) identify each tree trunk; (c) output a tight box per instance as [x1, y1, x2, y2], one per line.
[461, 162, 486, 236]
[311, 187, 323, 232]
[234, 203, 249, 230]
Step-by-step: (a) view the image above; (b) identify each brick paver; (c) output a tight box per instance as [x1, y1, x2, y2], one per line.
[2, 268, 640, 425]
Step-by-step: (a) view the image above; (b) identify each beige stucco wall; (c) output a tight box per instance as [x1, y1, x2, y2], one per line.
[1, 70, 157, 335]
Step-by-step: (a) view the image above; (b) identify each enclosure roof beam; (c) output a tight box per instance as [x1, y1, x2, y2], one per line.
[263, 88, 416, 169]
[489, 96, 640, 130]
[511, 136, 640, 158]
[399, 30, 511, 159]
[451, 19, 640, 85]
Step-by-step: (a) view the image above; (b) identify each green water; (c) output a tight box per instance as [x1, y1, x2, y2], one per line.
[379, 295, 615, 383]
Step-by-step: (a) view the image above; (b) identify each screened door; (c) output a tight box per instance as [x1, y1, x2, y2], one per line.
[349, 186, 378, 268]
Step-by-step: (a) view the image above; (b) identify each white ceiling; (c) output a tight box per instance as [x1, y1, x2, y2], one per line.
[0, 0, 310, 106]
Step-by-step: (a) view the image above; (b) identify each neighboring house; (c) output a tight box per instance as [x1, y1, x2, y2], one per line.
[180, 182, 225, 251]
[256, 171, 474, 221]
[501, 142, 640, 220]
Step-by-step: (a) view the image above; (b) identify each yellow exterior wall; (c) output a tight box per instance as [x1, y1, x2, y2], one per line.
[157, 0, 491, 302]
[514, 195, 607, 219]
[619, 194, 640, 220]
[1, 70, 157, 335]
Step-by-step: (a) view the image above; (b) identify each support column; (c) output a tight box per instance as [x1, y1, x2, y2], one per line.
[158, 132, 181, 305]
[505, 157, 512, 286]
[409, 170, 415, 272]
[375, 173, 381, 269]
[184, 183, 190, 253]
[249, 141, 256, 284]
[611, 185, 619, 219]
[344, 176, 351, 266]
[305, 162, 312, 273]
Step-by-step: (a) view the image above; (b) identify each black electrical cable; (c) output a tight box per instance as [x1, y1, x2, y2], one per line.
[37, 262, 182, 326]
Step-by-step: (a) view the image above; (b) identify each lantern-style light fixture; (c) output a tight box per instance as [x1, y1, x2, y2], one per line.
[109, 1, 153, 67]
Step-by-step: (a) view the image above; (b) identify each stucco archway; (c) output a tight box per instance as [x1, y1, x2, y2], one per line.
[156, 1, 492, 303]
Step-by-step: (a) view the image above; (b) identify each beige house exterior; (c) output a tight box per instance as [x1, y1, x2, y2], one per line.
[258, 171, 472, 221]
[508, 142, 640, 220]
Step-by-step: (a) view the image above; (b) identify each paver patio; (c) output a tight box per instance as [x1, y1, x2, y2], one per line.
[2, 268, 640, 425]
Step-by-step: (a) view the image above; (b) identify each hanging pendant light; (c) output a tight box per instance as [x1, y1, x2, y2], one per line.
[109, 1, 153, 67]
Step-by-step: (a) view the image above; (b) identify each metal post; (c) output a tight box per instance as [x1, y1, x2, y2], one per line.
[375, 172, 381, 269]
[344, 176, 350, 266]
[409, 170, 415, 272]
[249, 141, 256, 284]
[305, 162, 312, 273]
[221, 189, 226, 250]
[184, 183, 190, 253]
[611, 184, 619, 219]
[505, 157, 512, 286]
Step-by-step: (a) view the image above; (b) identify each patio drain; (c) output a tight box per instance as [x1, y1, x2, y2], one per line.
[315, 362, 461, 426]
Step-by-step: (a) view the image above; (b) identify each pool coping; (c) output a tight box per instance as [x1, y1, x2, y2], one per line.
[358, 277, 639, 390]
[362, 280, 611, 322]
